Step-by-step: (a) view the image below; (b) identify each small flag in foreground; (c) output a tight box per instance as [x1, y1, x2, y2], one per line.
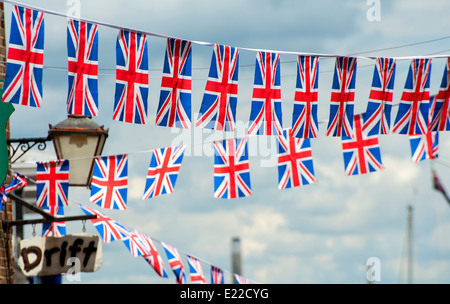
[90, 155, 128, 210]
[42, 204, 66, 237]
[276, 128, 315, 190]
[161, 242, 186, 284]
[36, 160, 69, 207]
[341, 114, 383, 176]
[409, 131, 439, 163]
[214, 138, 251, 199]
[142, 145, 186, 199]
[234, 274, 249, 284]
[3, 5, 45, 107]
[186, 255, 206, 284]
[210, 266, 225, 284]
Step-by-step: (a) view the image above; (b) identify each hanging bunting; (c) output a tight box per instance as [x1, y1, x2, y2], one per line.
[428, 58, 450, 131]
[42, 204, 66, 237]
[0, 172, 28, 211]
[234, 274, 249, 284]
[247, 51, 283, 136]
[341, 114, 383, 176]
[327, 56, 357, 137]
[78, 203, 129, 243]
[186, 255, 206, 284]
[196, 44, 239, 131]
[409, 131, 439, 163]
[121, 228, 150, 257]
[213, 138, 252, 199]
[156, 38, 192, 129]
[392, 58, 432, 135]
[276, 128, 315, 190]
[66, 19, 99, 116]
[90, 154, 128, 210]
[36, 160, 69, 208]
[2, 5, 44, 107]
[210, 266, 225, 284]
[113, 29, 149, 124]
[362, 57, 397, 136]
[142, 145, 186, 199]
[135, 231, 169, 278]
[291, 55, 319, 138]
[161, 241, 186, 284]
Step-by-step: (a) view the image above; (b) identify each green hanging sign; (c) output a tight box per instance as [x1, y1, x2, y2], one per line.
[0, 87, 14, 185]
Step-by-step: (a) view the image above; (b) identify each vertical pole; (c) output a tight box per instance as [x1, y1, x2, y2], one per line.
[231, 237, 242, 284]
[407, 205, 413, 284]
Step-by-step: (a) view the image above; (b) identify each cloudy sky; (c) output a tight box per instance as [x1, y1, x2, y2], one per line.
[5, 0, 450, 284]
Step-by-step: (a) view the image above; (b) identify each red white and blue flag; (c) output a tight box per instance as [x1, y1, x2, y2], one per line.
[5, 171, 28, 193]
[362, 57, 397, 136]
[3, 6, 44, 107]
[392, 58, 432, 135]
[428, 58, 450, 131]
[409, 131, 439, 163]
[291, 55, 319, 138]
[234, 274, 249, 284]
[341, 114, 384, 176]
[248, 51, 283, 136]
[121, 228, 149, 257]
[78, 203, 129, 243]
[36, 160, 69, 208]
[42, 204, 66, 237]
[214, 138, 252, 199]
[90, 154, 128, 210]
[161, 242, 186, 284]
[196, 44, 239, 131]
[113, 30, 149, 124]
[327, 57, 357, 137]
[276, 128, 315, 190]
[142, 145, 186, 199]
[210, 266, 225, 284]
[66, 20, 99, 116]
[186, 255, 206, 284]
[135, 231, 168, 278]
[156, 38, 192, 129]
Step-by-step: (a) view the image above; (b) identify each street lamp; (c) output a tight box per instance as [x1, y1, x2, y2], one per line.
[48, 115, 108, 188]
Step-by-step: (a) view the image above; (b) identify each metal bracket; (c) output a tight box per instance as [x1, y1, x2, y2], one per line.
[7, 136, 52, 164]
[2, 192, 96, 230]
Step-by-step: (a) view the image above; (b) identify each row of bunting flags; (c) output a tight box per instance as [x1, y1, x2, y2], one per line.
[2, 5, 450, 139]
[0, 172, 251, 284]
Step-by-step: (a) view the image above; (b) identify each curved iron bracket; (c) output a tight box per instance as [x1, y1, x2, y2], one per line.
[7, 136, 52, 164]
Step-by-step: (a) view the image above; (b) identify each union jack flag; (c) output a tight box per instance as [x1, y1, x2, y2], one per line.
[428, 58, 450, 131]
[161, 242, 186, 284]
[327, 57, 357, 137]
[234, 274, 249, 284]
[3, 6, 44, 107]
[121, 228, 149, 257]
[291, 55, 319, 138]
[66, 20, 99, 116]
[135, 231, 168, 278]
[214, 138, 252, 199]
[42, 204, 66, 237]
[409, 131, 439, 163]
[276, 128, 315, 190]
[78, 203, 129, 243]
[196, 44, 239, 131]
[186, 255, 206, 284]
[362, 57, 397, 136]
[90, 154, 128, 210]
[5, 171, 28, 193]
[392, 58, 432, 135]
[341, 114, 384, 176]
[142, 145, 186, 199]
[113, 30, 149, 124]
[248, 51, 283, 136]
[210, 266, 225, 284]
[156, 38, 192, 129]
[36, 160, 69, 208]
